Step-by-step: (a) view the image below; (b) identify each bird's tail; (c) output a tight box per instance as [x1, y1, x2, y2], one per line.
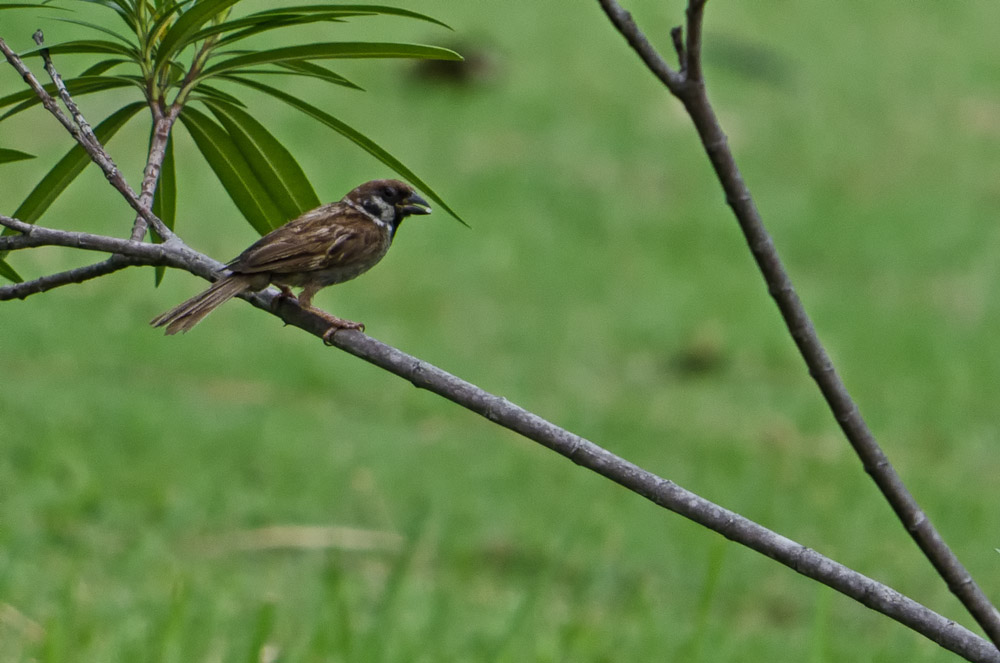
[150, 274, 254, 335]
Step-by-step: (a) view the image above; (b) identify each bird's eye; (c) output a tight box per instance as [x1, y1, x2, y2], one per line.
[382, 186, 397, 200]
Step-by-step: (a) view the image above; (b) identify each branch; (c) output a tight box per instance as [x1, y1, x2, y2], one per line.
[598, 0, 1000, 650]
[596, 0, 683, 91]
[131, 107, 180, 241]
[1, 211, 997, 662]
[0, 35, 176, 242]
[0, 255, 135, 300]
[32, 30, 100, 152]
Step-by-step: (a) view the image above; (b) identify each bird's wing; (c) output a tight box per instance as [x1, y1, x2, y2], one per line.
[228, 203, 387, 275]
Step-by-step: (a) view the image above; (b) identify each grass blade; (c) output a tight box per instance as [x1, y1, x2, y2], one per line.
[179, 106, 284, 235]
[202, 98, 320, 218]
[228, 76, 467, 225]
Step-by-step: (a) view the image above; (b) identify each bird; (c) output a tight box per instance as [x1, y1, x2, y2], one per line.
[151, 179, 431, 340]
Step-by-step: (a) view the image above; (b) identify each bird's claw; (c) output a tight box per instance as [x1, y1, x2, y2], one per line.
[321, 320, 365, 346]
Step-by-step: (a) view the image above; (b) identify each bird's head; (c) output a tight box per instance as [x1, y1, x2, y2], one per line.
[345, 179, 431, 235]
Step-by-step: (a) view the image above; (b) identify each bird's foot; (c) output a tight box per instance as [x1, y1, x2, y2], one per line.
[312, 309, 365, 345]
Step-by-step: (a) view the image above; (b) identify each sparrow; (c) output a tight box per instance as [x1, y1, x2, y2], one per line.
[151, 179, 431, 340]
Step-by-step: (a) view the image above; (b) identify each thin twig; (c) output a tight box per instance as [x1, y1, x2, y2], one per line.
[684, 0, 707, 82]
[0, 211, 997, 662]
[670, 26, 686, 73]
[595, 0, 683, 91]
[32, 30, 99, 150]
[0, 255, 135, 300]
[598, 0, 1000, 650]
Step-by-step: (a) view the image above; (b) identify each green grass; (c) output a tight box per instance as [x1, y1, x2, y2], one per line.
[2, 0, 1000, 660]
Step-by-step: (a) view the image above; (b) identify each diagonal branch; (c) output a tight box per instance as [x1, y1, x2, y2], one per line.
[0, 255, 136, 300]
[0, 36, 176, 242]
[598, 0, 1000, 650]
[32, 30, 100, 152]
[0, 211, 998, 662]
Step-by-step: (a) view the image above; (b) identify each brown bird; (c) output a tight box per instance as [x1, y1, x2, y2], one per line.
[151, 179, 431, 339]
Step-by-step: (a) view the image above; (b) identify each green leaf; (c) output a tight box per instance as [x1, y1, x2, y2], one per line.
[0, 102, 144, 267]
[192, 11, 350, 46]
[200, 42, 462, 80]
[49, 17, 134, 45]
[152, 133, 176, 286]
[79, 58, 132, 76]
[246, 5, 451, 30]
[187, 5, 450, 46]
[154, 0, 243, 69]
[273, 61, 363, 90]
[191, 84, 246, 106]
[0, 75, 133, 112]
[144, 1, 189, 64]
[0, 148, 35, 164]
[68, 0, 139, 31]
[221, 65, 362, 91]
[179, 106, 284, 235]
[228, 77, 467, 226]
[0, 76, 137, 121]
[19, 39, 139, 59]
[0, 3, 65, 10]
[203, 98, 320, 219]
[0, 259, 22, 283]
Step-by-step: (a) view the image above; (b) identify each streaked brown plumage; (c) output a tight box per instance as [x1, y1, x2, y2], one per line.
[151, 179, 430, 338]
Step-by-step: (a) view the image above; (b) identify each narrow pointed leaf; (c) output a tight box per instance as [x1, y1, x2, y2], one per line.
[222, 66, 362, 91]
[200, 42, 462, 79]
[192, 12, 349, 46]
[179, 107, 284, 235]
[0, 260, 22, 283]
[191, 84, 246, 106]
[0, 148, 35, 164]
[203, 98, 320, 219]
[1, 76, 137, 121]
[152, 134, 176, 286]
[155, 0, 243, 67]
[274, 61, 363, 90]
[20, 39, 138, 59]
[247, 5, 451, 30]
[0, 3, 65, 9]
[228, 77, 466, 225]
[49, 17, 133, 45]
[80, 58, 131, 76]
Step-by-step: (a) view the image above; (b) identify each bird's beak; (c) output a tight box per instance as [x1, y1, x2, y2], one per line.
[400, 192, 432, 216]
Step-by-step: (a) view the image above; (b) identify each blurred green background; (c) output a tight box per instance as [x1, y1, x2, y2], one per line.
[2, 1, 1000, 660]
